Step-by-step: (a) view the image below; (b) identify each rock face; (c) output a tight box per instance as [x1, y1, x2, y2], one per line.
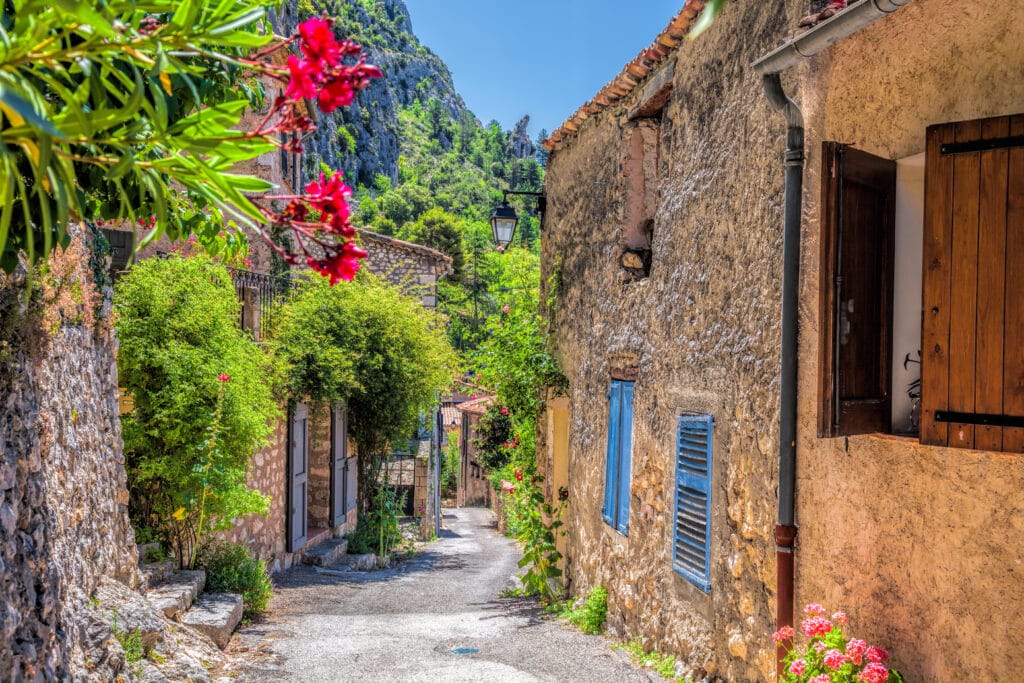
[270, 0, 471, 186]
[0, 228, 141, 680]
[509, 116, 535, 160]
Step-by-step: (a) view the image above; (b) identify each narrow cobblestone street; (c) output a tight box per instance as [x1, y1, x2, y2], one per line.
[230, 507, 651, 682]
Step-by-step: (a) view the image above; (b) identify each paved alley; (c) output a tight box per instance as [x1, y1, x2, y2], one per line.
[231, 507, 652, 682]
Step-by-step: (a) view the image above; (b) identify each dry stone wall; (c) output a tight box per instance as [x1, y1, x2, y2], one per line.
[359, 230, 450, 308]
[540, 3, 794, 680]
[0, 231, 140, 680]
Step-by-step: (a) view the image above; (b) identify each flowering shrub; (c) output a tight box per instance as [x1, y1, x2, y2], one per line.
[776, 604, 903, 683]
[1, 3, 378, 282]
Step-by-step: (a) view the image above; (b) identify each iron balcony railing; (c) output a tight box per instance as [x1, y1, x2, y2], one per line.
[224, 266, 300, 341]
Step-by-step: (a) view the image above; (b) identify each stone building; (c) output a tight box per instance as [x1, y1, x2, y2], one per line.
[456, 396, 493, 507]
[539, 1, 1024, 681]
[358, 229, 452, 307]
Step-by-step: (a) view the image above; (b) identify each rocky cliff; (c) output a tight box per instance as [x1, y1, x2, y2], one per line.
[272, 0, 471, 186]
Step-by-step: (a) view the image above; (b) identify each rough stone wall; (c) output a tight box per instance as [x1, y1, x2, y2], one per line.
[308, 405, 332, 531]
[214, 416, 289, 568]
[540, 3, 792, 680]
[359, 230, 450, 308]
[0, 232, 140, 680]
[792, 2, 1024, 680]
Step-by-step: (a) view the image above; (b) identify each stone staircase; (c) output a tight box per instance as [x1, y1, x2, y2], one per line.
[301, 537, 349, 567]
[138, 545, 243, 650]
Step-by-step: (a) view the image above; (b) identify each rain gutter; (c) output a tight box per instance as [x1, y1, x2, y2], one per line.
[750, 0, 912, 677]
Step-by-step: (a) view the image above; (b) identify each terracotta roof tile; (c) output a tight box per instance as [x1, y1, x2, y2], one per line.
[458, 396, 493, 416]
[543, 0, 705, 152]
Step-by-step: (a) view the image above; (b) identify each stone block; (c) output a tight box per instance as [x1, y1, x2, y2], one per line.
[93, 577, 165, 650]
[180, 593, 243, 650]
[301, 537, 349, 567]
[145, 570, 206, 620]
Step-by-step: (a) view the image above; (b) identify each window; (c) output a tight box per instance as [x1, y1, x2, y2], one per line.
[818, 112, 1024, 453]
[602, 380, 634, 534]
[673, 414, 713, 592]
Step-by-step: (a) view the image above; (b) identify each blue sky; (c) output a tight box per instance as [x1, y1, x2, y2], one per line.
[404, 1, 682, 137]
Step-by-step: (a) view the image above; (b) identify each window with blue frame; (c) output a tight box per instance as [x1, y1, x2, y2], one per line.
[673, 413, 713, 592]
[602, 380, 635, 534]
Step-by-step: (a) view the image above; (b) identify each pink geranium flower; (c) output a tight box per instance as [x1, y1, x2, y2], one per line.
[788, 659, 807, 677]
[824, 649, 847, 670]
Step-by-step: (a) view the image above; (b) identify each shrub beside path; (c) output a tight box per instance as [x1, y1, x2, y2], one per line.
[230, 507, 653, 681]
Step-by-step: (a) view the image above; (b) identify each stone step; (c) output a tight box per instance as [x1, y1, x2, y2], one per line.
[140, 560, 178, 588]
[181, 593, 243, 650]
[301, 537, 349, 567]
[145, 570, 206, 620]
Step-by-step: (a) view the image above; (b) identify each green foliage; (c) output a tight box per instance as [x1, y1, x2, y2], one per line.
[614, 639, 685, 681]
[111, 611, 145, 673]
[272, 272, 458, 513]
[510, 477, 564, 601]
[116, 256, 276, 567]
[473, 405, 513, 471]
[561, 586, 608, 635]
[197, 541, 273, 620]
[441, 437, 460, 493]
[402, 208, 466, 280]
[1, 0, 278, 271]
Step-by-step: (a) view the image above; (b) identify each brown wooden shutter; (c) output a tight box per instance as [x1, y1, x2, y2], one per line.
[921, 114, 1024, 452]
[818, 143, 896, 437]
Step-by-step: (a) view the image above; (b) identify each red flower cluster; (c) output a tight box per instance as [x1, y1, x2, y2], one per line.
[778, 604, 898, 683]
[287, 17, 382, 114]
[514, 468, 524, 482]
[217, 374, 230, 383]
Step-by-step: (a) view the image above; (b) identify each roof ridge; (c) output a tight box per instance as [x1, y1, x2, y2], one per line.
[543, 0, 705, 152]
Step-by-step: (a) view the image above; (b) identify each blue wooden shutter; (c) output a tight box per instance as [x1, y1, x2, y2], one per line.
[673, 413, 713, 592]
[602, 381, 621, 526]
[615, 382, 635, 534]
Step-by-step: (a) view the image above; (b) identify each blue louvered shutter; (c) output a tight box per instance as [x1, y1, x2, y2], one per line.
[673, 413, 713, 592]
[615, 382, 635, 534]
[602, 381, 621, 526]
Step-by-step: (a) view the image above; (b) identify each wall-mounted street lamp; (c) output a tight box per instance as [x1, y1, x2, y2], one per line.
[489, 190, 546, 248]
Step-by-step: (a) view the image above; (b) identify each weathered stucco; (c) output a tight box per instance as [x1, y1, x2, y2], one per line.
[793, 1, 1024, 680]
[542, 3, 793, 679]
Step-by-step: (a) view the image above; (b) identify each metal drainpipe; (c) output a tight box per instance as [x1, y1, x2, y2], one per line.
[762, 72, 803, 679]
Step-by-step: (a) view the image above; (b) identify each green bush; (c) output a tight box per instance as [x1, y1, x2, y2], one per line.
[198, 542, 273, 620]
[563, 586, 608, 635]
[116, 256, 277, 567]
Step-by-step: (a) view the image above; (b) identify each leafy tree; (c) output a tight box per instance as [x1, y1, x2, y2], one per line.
[116, 256, 278, 567]
[379, 190, 412, 225]
[403, 208, 466, 279]
[272, 272, 458, 514]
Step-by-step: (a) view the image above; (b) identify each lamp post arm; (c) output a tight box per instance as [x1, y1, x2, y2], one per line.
[501, 190, 547, 219]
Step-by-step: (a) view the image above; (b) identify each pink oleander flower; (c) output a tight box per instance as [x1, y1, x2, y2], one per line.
[804, 603, 827, 617]
[810, 676, 832, 683]
[858, 662, 889, 683]
[285, 54, 318, 100]
[772, 626, 795, 644]
[217, 373, 230, 383]
[832, 611, 848, 626]
[801, 616, 833, 638]
[846, 638, 867, 666]
[502, 305, 510, 314]
[298, 17, 342, 69]
[499, 406, 509, 416]
[788, 659, 807, 677]
[823, 649, 847, 670]
[865, 646, 890, 664]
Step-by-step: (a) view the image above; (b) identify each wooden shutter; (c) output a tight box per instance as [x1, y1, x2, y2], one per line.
[921, 114, 1024, 452]
[818, 142, 896, 437]
[602, 381, 621, 527]
[615, 382, 635, 535]
[673, 414, 713, 593]
[345, 456, 358, 513]
[287, 403, 309, 552]
[329, 403, 348, 528]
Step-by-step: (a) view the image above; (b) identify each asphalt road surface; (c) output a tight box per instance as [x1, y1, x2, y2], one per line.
[231, 506, 652, 682]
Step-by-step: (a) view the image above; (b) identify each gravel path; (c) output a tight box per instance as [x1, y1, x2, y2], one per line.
[230, 506, 652, 682]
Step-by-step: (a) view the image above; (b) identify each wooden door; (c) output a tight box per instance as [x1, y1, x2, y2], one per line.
[287, 403, 309, 552]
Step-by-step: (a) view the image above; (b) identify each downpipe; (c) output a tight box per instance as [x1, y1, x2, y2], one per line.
[763, 72, 803, 679]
